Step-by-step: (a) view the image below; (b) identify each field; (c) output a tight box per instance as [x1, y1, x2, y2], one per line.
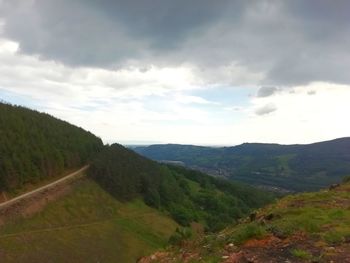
[0, 178, 178, 263]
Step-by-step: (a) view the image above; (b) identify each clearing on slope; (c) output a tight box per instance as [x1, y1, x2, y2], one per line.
[0, 178, 178, 263]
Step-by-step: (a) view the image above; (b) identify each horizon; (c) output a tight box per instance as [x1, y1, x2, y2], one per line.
[1, 1, 350, 145]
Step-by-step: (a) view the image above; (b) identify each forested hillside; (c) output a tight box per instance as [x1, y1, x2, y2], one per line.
[140, 179, 350, 262]
[89, 144, 275, 231]
[0, 102, 103, 192]
[133, 138, 350, 192]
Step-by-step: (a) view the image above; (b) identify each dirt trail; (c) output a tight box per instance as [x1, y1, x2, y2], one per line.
[0, 165, 89, 210]
[0, 166, 89, 225]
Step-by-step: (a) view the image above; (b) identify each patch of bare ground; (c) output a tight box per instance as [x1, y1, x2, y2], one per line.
[220, 231, 350, 263]
[0, 178, 77, 226]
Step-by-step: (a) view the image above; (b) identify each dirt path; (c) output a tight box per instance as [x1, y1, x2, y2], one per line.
[0, 165, 89, 210]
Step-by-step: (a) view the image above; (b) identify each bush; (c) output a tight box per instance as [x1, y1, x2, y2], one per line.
[169, 227, 193, 245]
[230, 223, 267, 245]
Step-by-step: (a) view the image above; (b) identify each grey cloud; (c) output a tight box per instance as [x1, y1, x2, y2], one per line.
[255, 103, 277, 116]
[257, 87, 278, 97]
[307, 90, 316, 95]
[1, 0, 350, 85]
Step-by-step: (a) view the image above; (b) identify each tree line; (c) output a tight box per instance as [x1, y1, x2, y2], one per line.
[89, 144, 275, 231]
[0, 102, 103, 192]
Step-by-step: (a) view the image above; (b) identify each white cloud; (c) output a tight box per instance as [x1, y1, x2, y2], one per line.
[0, 37, 349, 146]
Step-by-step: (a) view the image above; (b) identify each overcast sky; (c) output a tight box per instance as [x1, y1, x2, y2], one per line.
[1, 0, 350, 145]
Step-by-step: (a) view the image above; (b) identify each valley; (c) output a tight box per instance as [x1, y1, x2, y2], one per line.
[134, 139, 350, 192]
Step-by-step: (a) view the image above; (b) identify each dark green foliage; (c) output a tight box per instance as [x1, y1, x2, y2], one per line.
[0, 102, 103, 192]
[168, 227, 192, 245]
[134, 138, 350, 191]
[89, 144, 275, 231]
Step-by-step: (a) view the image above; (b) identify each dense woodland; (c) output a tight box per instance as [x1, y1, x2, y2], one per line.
[134, 139, 350, 191]
[0, 102, 103, 192]
[89, 144, 275, 231]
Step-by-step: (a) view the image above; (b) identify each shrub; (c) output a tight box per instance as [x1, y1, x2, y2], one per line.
[230, 223, 267, 245]
[291, 249, 312, 259]
[169, 227, 193, 245]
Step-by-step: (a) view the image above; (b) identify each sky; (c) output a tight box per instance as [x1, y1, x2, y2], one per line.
[0, 0, 350, 145]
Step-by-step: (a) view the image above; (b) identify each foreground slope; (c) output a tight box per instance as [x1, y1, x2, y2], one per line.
[0, 177, 178, 263]
[133, 138, 350, 191]
[141, 180, 350, 262]
[0, 102, 103, 194]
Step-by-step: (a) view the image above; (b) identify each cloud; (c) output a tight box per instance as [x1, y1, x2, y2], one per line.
[307, 90, 316, 95]
[257, 86, 278, 97]
[1, 0, 350, 85]
[255, 103, 277, 116]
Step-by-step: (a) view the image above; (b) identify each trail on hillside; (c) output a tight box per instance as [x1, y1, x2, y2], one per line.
[0, 165, 89, 210]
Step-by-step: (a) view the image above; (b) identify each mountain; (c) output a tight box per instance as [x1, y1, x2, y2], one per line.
[133, 138, 350, 192]
[140, 178, 350, 262]
[0, 102, 275, 262]
[0, 102, 103, 193]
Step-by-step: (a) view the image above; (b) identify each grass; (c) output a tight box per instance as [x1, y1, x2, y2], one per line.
[229, 222, 267, 245]
[257, 183, 350, 242]
[290, 248, 312, 260]
[0, 178, 178, 263]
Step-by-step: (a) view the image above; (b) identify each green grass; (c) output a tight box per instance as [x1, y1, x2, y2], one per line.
[229, 222, 267, 245]
[290, 248, 312, 260]
[0, 178, 178, 263]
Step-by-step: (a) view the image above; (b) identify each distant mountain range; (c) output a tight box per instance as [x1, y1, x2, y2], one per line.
[133, 138, 350, 192]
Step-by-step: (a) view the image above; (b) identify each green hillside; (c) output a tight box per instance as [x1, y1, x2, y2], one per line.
[140, 179, 350, 262]
[133, 138, 350, 192]
[0, 102, 276, 262]
[0, 178, 178, 263]
[0, 102, 103, 193]
[89, 144, 275, 232]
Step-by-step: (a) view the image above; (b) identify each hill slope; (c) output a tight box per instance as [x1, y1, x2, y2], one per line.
[133, 138, 350, 191]
[0, 102, 276, 262]
[89, 144, 275, 231]
[140, 180, 350, 262]
[0, 177, 178, 263]
[0, 102, 103, 193]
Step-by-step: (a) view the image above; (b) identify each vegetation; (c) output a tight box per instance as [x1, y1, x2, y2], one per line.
[290, 249, 312, 260]
[89, 144, 275, 231]
[140, 181, 350, 262]
[0, 178, 178, 263]
[134, 138, 350, 191]
[0, 102, 103, 192]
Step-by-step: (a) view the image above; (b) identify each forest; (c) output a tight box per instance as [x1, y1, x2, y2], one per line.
[0, 102, 103, 192]
[134, 139, 350, 191]
[89, 144, 275, 231]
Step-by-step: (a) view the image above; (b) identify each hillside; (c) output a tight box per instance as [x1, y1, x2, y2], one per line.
[133, 138, 350, 192]
[89, 144, 275, 231]
[0, 102, 276, 262]
[0, 102, 103, 193]
[140, 179, 350, 262]
[0, 177, 179, 263]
